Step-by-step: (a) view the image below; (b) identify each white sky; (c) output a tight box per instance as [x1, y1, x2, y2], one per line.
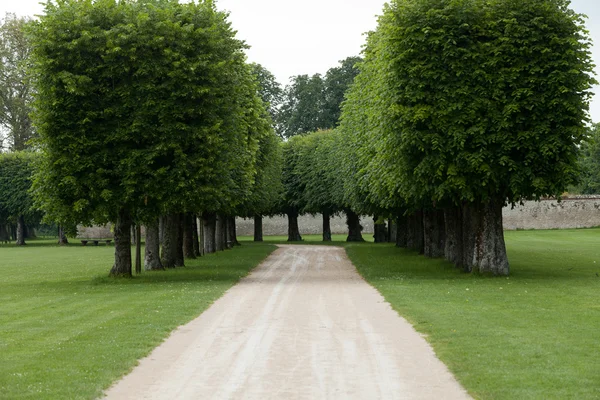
[1, 0, 599, 122]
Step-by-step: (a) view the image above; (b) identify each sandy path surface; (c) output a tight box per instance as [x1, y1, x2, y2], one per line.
[104, 245, 471, 400]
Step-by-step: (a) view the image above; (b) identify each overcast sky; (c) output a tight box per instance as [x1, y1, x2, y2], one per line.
[1, 0, 599, 122]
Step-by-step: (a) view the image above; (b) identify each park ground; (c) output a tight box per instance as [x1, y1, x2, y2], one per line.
[0, 229, 599, 399]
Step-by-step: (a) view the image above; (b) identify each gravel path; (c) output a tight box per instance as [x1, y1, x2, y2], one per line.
[104, 245, 471, 399]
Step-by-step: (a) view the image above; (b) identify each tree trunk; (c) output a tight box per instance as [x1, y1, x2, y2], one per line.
[406, 210, 424, 253]
[192, 215, 200, 257]
[183, 213, 196, 259]
[287, 210, 303, 241]
[444, 206, 463, 268]
[0, 224, 9, 243]
[144, 221, 164, 271]
[159, 215, 164, 244]
[203, 212, 217, 254]
[373, 216, 387, 243]
[396, 214, 408, 248]
[229, 217, 241, 246]
[197, 216, 204, 256]
[175, 213, 185, 266]
[135, 224, 142, 274]
[388, 218, 397, 243]
[58, 225, 69, 245]
[322, 211, 332, 242]
[109, 208, 132, 277]
[161, 213, 179, 268]
[254, 215, 263, 242]
[346, 210, 364, 242]
[131, 226, 137, 245]
[462, 200, 509, 275]
[16, 215, 26, 246]
[215, 214, 226, 251]
[423, 209, 445, 258]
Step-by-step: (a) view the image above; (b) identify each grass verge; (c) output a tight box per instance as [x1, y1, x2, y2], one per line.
[0, 240, 276, 399]
[345, 228, 600, 399]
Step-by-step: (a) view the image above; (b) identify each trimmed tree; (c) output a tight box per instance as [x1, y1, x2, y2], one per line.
[30, 0, 259, 275]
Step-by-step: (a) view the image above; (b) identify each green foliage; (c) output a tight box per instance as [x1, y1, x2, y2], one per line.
[0, 240, 276, 399]
[277, 57, 361, 139]
[0, 13, 35, 151]
[238, 128, 284, 217]
[576, 123, 600, 194]
[291, 130, 344, 215]
[0, 151, 40, 224]
[279, 136, 306, 215]
[340, 0, 596, 212]
[250, 62, 283, 125]
[29, 0, 265, 226]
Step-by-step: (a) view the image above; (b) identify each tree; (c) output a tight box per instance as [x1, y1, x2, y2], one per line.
[277, 57, 362, 139]
[250, 63, 283, 127]
[340, 0, 595, 274]
[30, 0, 261, 276]
[322, 56, 361, 129]
[0, 13, 35, 151]
[0, 152, 40, 245]
[577, 123, 600, 194]
[280, 137, 307, 241]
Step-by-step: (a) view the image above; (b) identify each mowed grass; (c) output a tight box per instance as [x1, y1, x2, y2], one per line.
[0, 240, 276, 400]
[345, 228, 600, 399]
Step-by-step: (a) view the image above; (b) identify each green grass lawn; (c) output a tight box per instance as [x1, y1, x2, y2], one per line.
[2, 229, 599, 399]
[0, 240, 276, 400]
[345, 229, 600, 399]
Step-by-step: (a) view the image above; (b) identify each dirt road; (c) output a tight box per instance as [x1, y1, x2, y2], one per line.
[104, 245, 471, 399]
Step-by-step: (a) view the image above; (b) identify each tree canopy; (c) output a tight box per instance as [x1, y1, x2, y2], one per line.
[29, 0, 269, 275]
[0, 13, 35, 151]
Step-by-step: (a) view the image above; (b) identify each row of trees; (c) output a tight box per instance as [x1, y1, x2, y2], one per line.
[333, 0, 596, 275]
[1, 0, 596, 279]
[27, 0, 282, 276]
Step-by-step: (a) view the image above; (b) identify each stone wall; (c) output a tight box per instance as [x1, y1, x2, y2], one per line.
[502, 197, 600, 230]
[236, 215, 375, 237]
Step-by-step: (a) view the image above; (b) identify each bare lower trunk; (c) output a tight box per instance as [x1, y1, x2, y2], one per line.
[462, 200, 509, 275]
[406, 210, 424, 253]
[346, 210, 364, 242]
[322, 211, 332, 242]
[197, 216, 204, 256]
[159, 216, 164, 244]
[183, 213, 196, 259]
[373, 216, 387, 243]
[423, 209, 445, 258]
[0, 224, 9, 243]
[228, 217, 240, 246]
[135, 225, 142, 274]
[215, 214, 225, 251]
[203, 212, 217, 254]
[444, 206, 463, 268]
[254, 215, 263, 242]
[287, 211, 303, 242]
[396, 214, 408, 248]
[144, 221, 164, 271]
[175, 213, 184, 266]
[161, 213, 179, 268]
[109, 208, 132, 277]
[192, 215, 200, 257]
[58, 225, 69, 245]
[16, 215, 25, 246]
[388, 218, 397, 243]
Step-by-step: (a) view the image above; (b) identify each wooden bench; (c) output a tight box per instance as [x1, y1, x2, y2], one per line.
[81, 239, 112, 246]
